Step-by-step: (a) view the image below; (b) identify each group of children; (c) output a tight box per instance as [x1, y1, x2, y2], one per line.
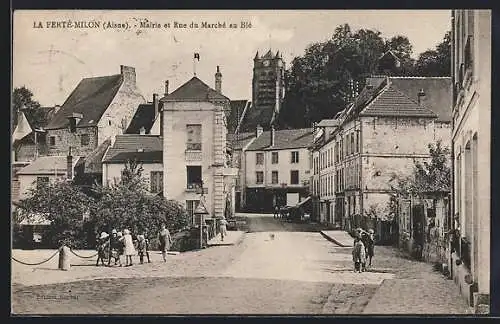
[95, 229, 152, 267]
[352, 228, 375, 273]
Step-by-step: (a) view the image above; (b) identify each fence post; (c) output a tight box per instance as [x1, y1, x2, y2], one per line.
[58, 245, 71, 271]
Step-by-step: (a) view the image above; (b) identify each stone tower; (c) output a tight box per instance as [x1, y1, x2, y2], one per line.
[252, 50, 285, 125]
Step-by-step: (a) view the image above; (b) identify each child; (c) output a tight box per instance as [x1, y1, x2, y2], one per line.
[137, 235, 147, 264]
[143, 233, 151, 263]
[108, 229, 122, 267]
[123, 229, 136, 267]
[96, 232, 110, 266]
[352, 237, 366, 273]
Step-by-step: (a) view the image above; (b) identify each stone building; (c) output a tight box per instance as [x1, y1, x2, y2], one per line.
[44, 65, 145, 157]
[314, 74, 452, 242]
[235, 50, 285, 133]
[161, 67, 238, 222]
[310, 119, 340, 225]
[449, 9, 490, 313]
[244, 127, 313, 213]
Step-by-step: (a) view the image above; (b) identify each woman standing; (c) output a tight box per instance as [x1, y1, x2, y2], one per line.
[158, 224, 172, 262]
[123, 229, 136, 267]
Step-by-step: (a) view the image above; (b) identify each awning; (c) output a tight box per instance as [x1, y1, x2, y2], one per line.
[296, 196, 312, 207]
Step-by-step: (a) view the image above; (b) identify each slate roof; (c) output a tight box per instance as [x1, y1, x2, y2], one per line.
[126, 103, 156, 134]
[227, 100, 249, 134]
[227, 132, 255, 150]
[102, 134, 162, 163]
[246, 128, 314, 151]
[388, 77, 452, 122]
[237, 105, 275, 133]
[83, 138, 112, 173]
[46, 74, 123, 129]
[161, 77, 229, 102]
[17, 156, 82, 175]
[359, 83, 438, 119]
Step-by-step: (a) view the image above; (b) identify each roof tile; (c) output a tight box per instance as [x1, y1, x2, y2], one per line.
[161, 77, 229, 102]
[246, 128, 314, 151]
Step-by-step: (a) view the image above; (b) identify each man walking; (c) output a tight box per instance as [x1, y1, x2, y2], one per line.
[158, 224, 172, 262]
[219, 217, 228, 242]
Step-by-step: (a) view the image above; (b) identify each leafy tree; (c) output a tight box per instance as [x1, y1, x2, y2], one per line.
[16, 179, 96, 248]
[415, 31, 451, 76]
[389, 140, 451, 198]
[12, 86, 46, 130]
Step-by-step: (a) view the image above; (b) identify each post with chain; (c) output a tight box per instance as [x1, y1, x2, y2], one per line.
[58, 245, 71, 271]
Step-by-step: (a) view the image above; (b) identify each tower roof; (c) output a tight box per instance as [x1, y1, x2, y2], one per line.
[262, 49, 274, 59]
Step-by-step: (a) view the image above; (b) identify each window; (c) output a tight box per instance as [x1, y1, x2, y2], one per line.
[256, 171, 264, 184]
[36, 176, 49, 190]
[290, 170, 299, 185]
[81, 134, 90, 146]
[271, 171, 279, 184]
[186, 166, 202, 189]
[49, 136, 56, 146]
[256, 152, 264, 165]
[186, 124, 202, 151]
[186, 200, 200, 224]
[291, 151, 299, 163]
[356, 132, 360, 153]
[271, 152, 279, 164]
[150, 171, 163, 193]
[351, 133, 355, 155]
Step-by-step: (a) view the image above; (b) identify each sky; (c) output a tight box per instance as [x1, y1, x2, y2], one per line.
[13, 10, 451, 106]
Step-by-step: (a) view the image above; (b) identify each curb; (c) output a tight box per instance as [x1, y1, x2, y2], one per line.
[320, 231, 352, 247]
[207, 232, 245, 247]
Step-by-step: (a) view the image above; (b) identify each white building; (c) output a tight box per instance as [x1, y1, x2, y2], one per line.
[450, 9, 491, 312]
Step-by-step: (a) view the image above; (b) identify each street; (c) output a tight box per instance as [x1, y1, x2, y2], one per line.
[11, 215, 471, 315]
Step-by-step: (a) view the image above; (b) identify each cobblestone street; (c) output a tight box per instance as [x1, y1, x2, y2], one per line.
[12, 215, 471, 315]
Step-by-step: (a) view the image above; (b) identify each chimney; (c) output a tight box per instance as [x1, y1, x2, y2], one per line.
[417, 88, 426, 105]
[270, 125, 275, 147]
[139, 126, 146, 135]
[120, 65, 136, 85]
[164, 80, 169, 97]
[66, 146, 73, 180]
[256, 124, 263, 138]
[153, 93, 159, 117]
[215, 66, 222, 93]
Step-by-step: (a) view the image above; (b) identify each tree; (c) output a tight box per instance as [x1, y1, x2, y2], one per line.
[415, 31, 451, 76]
[12, 86, 45, 129]
[389, 140, 451, 198]
[384, 35, 416, 75]
[16, 179, 96, 248]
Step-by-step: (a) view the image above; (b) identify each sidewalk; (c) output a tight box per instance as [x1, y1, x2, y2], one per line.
[320, 230, 353, 247]
[207, 230, 245, 246]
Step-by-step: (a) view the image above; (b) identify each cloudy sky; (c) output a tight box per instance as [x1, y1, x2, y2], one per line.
[13, 10, 451, 106]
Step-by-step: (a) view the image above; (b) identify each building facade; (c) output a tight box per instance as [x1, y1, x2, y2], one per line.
[314, 75, 452, 242]
[450, 9, 490, 312]
[101, 134, 163, 194]
[244, 127, 313, 212]
[44, 65, 145, 157]
[161, 67, 238, 222]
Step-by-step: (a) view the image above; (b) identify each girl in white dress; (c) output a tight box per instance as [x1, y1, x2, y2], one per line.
[123, 229, 136, 266]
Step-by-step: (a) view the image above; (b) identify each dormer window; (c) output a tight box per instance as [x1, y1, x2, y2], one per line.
[68, 113, 83, 133]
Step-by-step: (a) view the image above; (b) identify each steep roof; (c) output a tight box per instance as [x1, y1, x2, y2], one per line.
[317, 119, 340, 127]
[227, 100, 249, 134]
[161, 77, 229, 102]
[102, 134, 162, 163]
[246, 128, 314, 151]
[237, 105, 275, 133]
[359, 83, 438, 119]
[17, 156, 82, 175]
[126, 103, 156, 134]
[388, 77, 452, 122]
[46, 74, 123, 129]
[227, 132, 255, 150]
[83, 138, 112, 173]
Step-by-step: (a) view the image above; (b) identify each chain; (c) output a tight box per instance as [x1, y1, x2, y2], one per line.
[69, 248, 98, 259]
[12, 247, 61, 266]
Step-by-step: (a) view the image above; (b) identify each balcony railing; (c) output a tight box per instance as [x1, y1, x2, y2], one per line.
[185, 150, 202, 162]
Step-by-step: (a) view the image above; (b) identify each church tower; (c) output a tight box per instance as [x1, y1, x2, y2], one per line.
[252, 50, 285, 127]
